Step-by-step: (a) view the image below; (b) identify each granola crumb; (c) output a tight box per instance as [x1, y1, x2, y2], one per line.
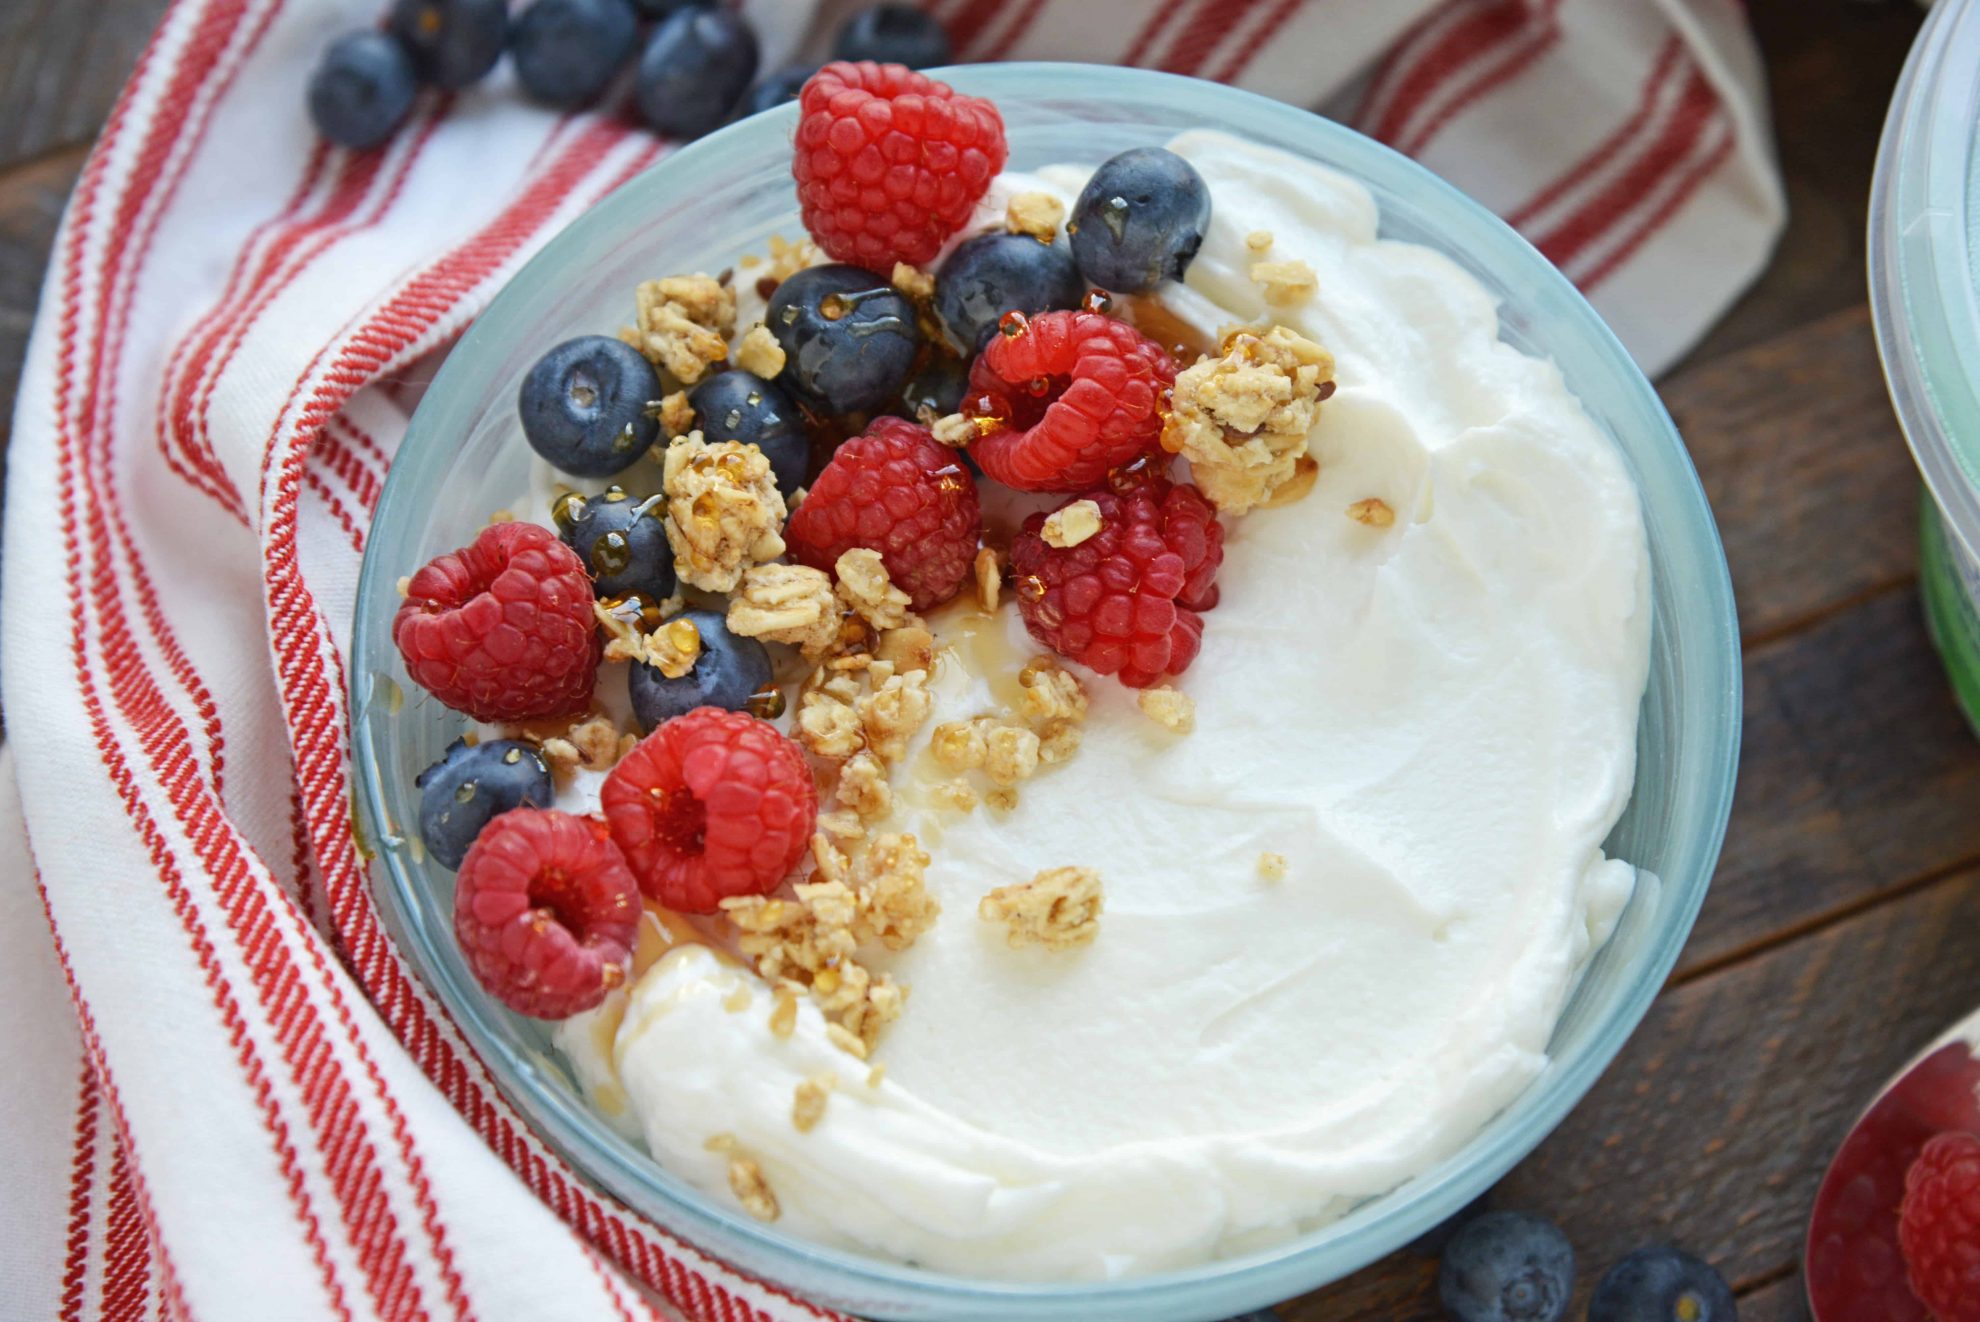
[1161, 324, 1336, 515]
[1017, 657, 1087, 729]
[1245, 229, 1274, 253]
[792, 1074, 835, 1133]
[395, 575, 410, 599]
[538, 737, 581, 785]
[984, 787, 1018, 812]
[733, 323, 787, 378]
[768, 987, 798, 1039]
[658, 389, 695, 438]
[704, 1132, 737, 1153]
[875, 625, 935, 675]
[1259, 851, 1289, 882]
[1347, 497, 1396, 528]
[1250, 258, 1318, 306]
[728, 1156, 780, 1222]
[797, 688, 864, 761]
[931, 778, 979, 813]
[1136, 686, 1195, 734]
[866, 1064, 887, 1089]
[728, 563, 841, 657]
[1040, 498, 1103, 549]
[565, 714, 627, 770]
[837, 750, 893, 821]
[825, 1023, 869, 1059]
[979, 866, 1103, 950]
[487, 509, 514, 524]
[723, 984, 753, 1013]
[835, 548, 914, 630]
[984, 724, 1041, 787]
[598, 598, 703, 676]
[973, 547, 1003, 611]
[626, 274, 736, 384]
[1005, 190, 1066, 242]
[890, 261, 936, 301]
[857, 675, 933, 763]
[765, 233, 825, 283]
[1263, 454, 1320, 509]
[661, 432, 788, 592]
[931, 412, 976, 448]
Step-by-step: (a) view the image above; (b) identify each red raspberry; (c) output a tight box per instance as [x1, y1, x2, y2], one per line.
[1009, 479, 1224, 688]
[394, 521, 598, 723]
[793, 61, 1006, 269]
[966, 311, 1176, 492]
[785, 416, 981, 611]
[1901, 1131, 1980, 1320]
[453, 809, 639, 1020]
[601, 708, 816, 914]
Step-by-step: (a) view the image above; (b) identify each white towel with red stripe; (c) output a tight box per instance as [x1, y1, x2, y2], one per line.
[0, 1, 1780, 1318]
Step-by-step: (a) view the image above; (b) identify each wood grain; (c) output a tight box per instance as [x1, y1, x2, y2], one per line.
[0, 148, 88, 450]
[0, 0, 171, 172]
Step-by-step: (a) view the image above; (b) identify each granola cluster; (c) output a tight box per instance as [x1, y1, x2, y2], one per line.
[538, 714, 638, 784]
[978, 865, 1103, 950]
[661, 432, 788, 592]
[594, 597, 697, 674]
[733, 323, 787, 378]
[1005, 191, 1065, 242]
[926, 656, 1087, 811]
[621, 274, 736, 384]
[1162, 325, 1337, 515]
[726, 563, 841, 658]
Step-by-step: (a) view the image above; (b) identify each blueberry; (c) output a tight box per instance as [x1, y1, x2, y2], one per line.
[307, 30, 418, 150]
[510, 0, 638, 110]
[1587, 1246, 1735, 1322]
[553, 486, 676, 601]
[629, 0, 710, 15]
[1068, 147, 1212, 294]
[635, 8, 759, 140]
[1437, 1211, 1574, 1322]
[743, 63, 819, 117]
[389, 0, 507, 89]
[416, 738, 554, 870]
[687, 371, 809, 498]
[768, 265, 921, 416]
[832, 5, 951, 68]
[519, 335, 661, 478]
[628, 609, 772, 730]
[900, 355, 968, 422]
[935, 231, 1086, 352]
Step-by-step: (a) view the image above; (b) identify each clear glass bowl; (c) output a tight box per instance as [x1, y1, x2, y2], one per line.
[350, 64, 1741, 1322]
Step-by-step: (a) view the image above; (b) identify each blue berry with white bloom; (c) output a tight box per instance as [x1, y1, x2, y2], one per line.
[308, 31, 418, 150]
[518, 336, 661, 479]
[510, 0, 638, 110]
[833, 5, 951, 69]
[417, 738, 555, 870]
[635, 7, 759, 140]
[1437, 1211, 1574, 1322]
[628, 610, 772, 730]
[1588, 1246, 1735, 1322]
[389, 0, 507, 89]
[1068, 146, 1212, 294]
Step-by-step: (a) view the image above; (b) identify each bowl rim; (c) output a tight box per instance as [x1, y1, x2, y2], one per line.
[352, 61, 1742, 1318]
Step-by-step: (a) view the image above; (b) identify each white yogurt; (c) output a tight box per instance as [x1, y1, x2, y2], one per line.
[551, 129, 1652, 1279]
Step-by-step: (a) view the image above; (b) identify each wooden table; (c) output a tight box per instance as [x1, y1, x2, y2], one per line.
[5, 3, 1973, 1319]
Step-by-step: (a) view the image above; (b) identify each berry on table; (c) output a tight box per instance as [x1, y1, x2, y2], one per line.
[832, 5, 952, 70]
[1900, 1130, 1980, 1321]
[685, 370, 809, 498]
[635, 7, 760, 140]
[627, 609, 773, 731]
[394, 521, 600, 722]
[307, 30, 418, 150]
[601, 707, 816, 912]
[965, 309, 1176, 491]
[453, 808, 639, 1019]
[553, 486, 676, 602]
[1068, 146, 1212, 294]
[767, 264, 922, 416]
[793, 61, 1006, 269]
[518, 335, 662, 478]
[1436, 1210, 1574, 1322]
[1009, 480, 1223, 689]
[935, 230, 1086, 352]
[417, 738, 555, 870]
[784, 416, 981, 611]
[1587, 1245, 1736, 1322]
[744, 63, 819, 117]
[388, 0, 508, 89]
[510, 0, 638, 110]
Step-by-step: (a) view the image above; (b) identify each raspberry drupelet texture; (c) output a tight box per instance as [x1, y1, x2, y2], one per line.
[1010, 478, 1224, 688]
[394, 521, 599, 722]
[1900, 1130, 1980, 1321]
[784, 416, 982, 611]
[452, 808, 639, 1020]
[793, 60, 1007, 269]
[966, 310, 1177, 492]
[601, 707, 817, 914]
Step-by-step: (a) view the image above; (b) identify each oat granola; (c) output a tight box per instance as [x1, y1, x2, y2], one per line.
[834, 549, 914, 630]
[979, 866, 1104, 950]
[623, 274, 736, 384]
[1005, 190, 1065, 242]
[931, 412, 976, 449]
[728, 1156, 780, 1222]
[1136, 686, 1195, 734]
[727, 563, 841, 657]
[973, 547, 1003, 611]
[890, 261, 936, 301]
[1347, 497, 1396, 528]
[1162, 324, 1336, 515]
[1040, 498, 1103, 549]
[792, 1074, 835, 1133]
[733, 323, 787, 378]
[661, 432, 788, 592]
[657, 390, 695, 438]
[1259, 851, 1289, 882]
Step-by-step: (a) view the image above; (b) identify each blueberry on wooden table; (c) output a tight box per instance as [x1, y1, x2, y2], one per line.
[1436, 1210, 1574, 1322]
[389, 0, 508, 89]
[768, 264, 921, 416]
[833, 4, 952, 69]
[686, 371, 809, 499]
[635, 7, 759, 140]
[628, 609, 773, 730]
[510, 0, 639, 110]
[417, 738, 554, 870]
[518, 335, 662, 479]
[553, 487, 676, 602]
[1587, 1246, 1736, 1322]
[936, 230, 1086, 352]
[1068, 146, 1212, 294]
[308, 30, 418, 150]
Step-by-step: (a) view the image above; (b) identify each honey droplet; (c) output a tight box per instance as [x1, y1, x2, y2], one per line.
[1016, 575, 1046, 603]
[592, 531, 632, 577]
[503, 747, 523, 764]
[1025, 376, 1052, 397]
[997, 310, 1029, 338]
[820, 293, 851, 322]
[1081, 289, 1113, 315]
[551, 491, 588, 531]
[379, 675, 404, 715]
[745, 684, 786, 719]
[454, 781, 477, 804]
[666, 617, 702, 653]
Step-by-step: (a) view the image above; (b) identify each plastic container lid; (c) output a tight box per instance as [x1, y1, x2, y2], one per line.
[1871, 0, 1980, 561]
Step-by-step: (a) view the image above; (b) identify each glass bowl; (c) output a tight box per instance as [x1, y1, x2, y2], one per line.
[350, 64, 1741, 1322]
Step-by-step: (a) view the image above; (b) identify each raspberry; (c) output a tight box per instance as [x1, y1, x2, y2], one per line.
[453, 808, 639, 1020]
[1901, 1131, 1980, 1320]
[1009, 479, 1224, 688]
[394, 521, 599, 722]
[601, 708, 816, 913]
[793, 61, 1006, 269]
[784, 416, 981, 611]
[966, 311, 1177, 492]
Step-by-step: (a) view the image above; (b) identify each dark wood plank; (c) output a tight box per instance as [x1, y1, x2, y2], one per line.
[0, 0, 171, 172]
[1295, 862, 1980, 1318]
[1741, 1274, 1812, 1322]
[0, 147, 89, 460]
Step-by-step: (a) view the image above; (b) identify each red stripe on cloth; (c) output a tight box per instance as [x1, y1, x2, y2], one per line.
[1157, 0, 1266, 76]
[317, 427, 384, 513]
[1505, 35, 1686, 230]
[330, 414, 393, 472]
[1121, 0, 1193, 67]
[1393, 0, 1563, 157]
[101, 1127, 153, 1322]
[978, 0, 1051, 61]
[303, 467, 368, 554]
[1207, 0, 1304, 84]
[1364, 1, 1530, 147]
[1578, 119, 1735, 291]
[1530, 64, 1719, 272]
[946, 0, 1014, 57]
[1355, 0, 1470, 130]
[61, 1064, 99, 1322]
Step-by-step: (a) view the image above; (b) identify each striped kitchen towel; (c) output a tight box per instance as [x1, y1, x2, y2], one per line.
[0, 1, 1780, 1318]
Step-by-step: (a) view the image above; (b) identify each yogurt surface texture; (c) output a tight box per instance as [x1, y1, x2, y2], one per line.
[552, 128, 1653, 1279]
